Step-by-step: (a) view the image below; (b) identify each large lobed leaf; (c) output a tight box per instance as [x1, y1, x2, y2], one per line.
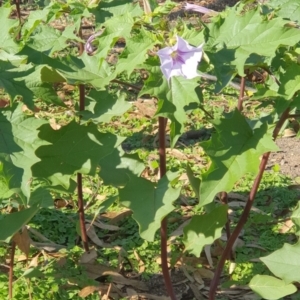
[205, 8, 300, 82]
[80, 90, 131, 124]
[183, 205, 228, 257]
[200, 110, 278, 207]
[119, 171, 181, 241]
[0, 105, 48, 199]
[267, 0, 300, 24]
[249, 275, 296, 300]
[0, 7, 19, 53]
[260, 242, 300, 284]
[32, 121, 124, 188]
[98, 148, 145, 187]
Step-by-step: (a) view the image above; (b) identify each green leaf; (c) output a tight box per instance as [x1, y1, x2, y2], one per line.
[80, 90, 131, 123]
[28, 186, 53, 208]
[119, 171, 181, 241]
[0, 203, 40, 241]
[113, 27, 157, 76]
[0, 158, 23, 201]
[19, 46, 113, 88]
[29, 24, 80, 54]
[200, 110, 278, 207]
[0, 61, 36, 108]
[206, 8, 300, 75]
[21, 7, 50, 39]
[0, 105, 48, 199]
[22, 267, 44, 279]
[99, 148, 144, 186]
[32, 121, 124, 188]
[25, 66, 66, 106]
[95, 195, 118, 215]
[260, 242, 300, 284]
[186, 164, 200, 200]
[279, 62, 300, 99]
[183, 205, 228, 257]
[92, 0, 143, 24]
[291, 201, 300, 235]
[0, 7, 19, 53]
[268, 0, 300, 24]
[249, 275, 297, 300]
[95, 14, 134, 61]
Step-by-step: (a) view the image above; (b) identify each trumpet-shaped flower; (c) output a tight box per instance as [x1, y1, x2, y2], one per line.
[157, 35, 203, 82]
[85, 31, 103, 54]
[183, 3, 216, 14]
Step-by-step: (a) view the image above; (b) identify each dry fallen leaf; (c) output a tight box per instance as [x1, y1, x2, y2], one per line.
[189, 282, 204, 300]
[100, 209, 132, 224]
[49, 118, 61, 130]
[78, 286, 100, 298]
[28, 253, 41, 268]
[86, 219, 120, 231]
[279, 219, 294, 234]
[85, 224, 112, 248]
[133, 250, 145, 274]
[196, 268, 214, 280]
[79, 248, 97, 264]
[181, 265, 194, 283]
[168, 219, 191, 243]
[13, 227, 30, 258]
[193, 270, 204, 285]
[81, 263, 148, 290]
[126, 287, 139, 300]
[227, 192, 248, 202]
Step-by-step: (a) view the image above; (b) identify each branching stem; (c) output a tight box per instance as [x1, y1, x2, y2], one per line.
[209, 107, 290, 300]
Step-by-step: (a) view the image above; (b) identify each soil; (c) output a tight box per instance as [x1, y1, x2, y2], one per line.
[268, 137, 300, 179]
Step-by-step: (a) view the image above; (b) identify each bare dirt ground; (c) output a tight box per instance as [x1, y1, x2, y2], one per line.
[268, 137, 300, 179]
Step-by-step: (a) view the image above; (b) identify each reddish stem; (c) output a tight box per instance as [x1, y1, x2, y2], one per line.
[14, 0, 21, 40]
[76, 22, 89, 252]
[219, 192, 233, 260]
[159, 117, 177, 300]
[237, 76, 246, 111]
[77, 173, 89, 252]
[209, 107, 290, 300]
[9, 241, 16, 299]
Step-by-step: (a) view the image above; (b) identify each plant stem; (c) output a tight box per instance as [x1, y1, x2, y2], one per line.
[111, 79, 142, 91]
[9, 241, 16, 299]
[237, 76, 246, 111]
[159, 117, 177, 300]
[15, 0, 21, 40]
[77, 23, 89, 252]
[209, 107, 290, 300]
[77, 173, 89, 252]
[219, 192, 233, 260]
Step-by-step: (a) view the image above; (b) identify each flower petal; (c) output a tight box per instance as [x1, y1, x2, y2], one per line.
[157, 36, 204, 81]
[85, 31, 103, 54]
[183, 3, 216, 14]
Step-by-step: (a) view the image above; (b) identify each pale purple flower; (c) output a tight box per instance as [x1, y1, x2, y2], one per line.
[85, 31, 103, 54]
[183, 3, 216, 14]
[157, 35, 203, 82]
